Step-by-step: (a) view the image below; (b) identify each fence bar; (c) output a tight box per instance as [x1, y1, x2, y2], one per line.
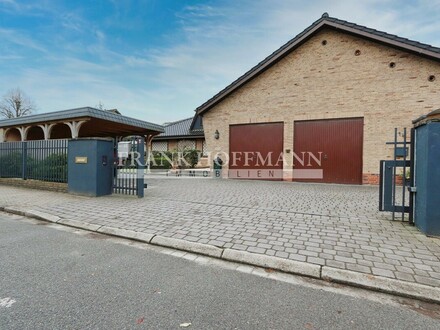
[22, 142, 27, 180]
[402, 128, 407, 222]
[392, 128, 397, 221]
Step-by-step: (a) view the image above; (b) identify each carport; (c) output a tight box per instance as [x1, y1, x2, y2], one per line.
[0, 107, 164, 142]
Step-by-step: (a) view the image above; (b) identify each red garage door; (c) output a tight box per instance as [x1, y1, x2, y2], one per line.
[229, 122, 283, 180]
[293, 118, 363, 184]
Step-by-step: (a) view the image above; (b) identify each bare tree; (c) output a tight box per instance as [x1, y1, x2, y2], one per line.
[0, 88, 36, 119]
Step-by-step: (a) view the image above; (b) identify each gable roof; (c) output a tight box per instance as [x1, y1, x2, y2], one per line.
[0, 106, 164, 132]
[0, 107, 164, 139]
[154, 117, 204, 140]
[195, 13, 440, 116]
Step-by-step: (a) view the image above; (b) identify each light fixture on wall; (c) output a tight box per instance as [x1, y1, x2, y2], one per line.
[214, 130, 220, 140]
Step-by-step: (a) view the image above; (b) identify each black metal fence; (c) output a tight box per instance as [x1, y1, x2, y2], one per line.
[379, 128, 413, 223]
[0, 139, 68, 183]
[113, 137, 145, 197]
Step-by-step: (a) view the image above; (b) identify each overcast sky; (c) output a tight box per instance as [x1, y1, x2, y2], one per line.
[1, 0, 439, 124]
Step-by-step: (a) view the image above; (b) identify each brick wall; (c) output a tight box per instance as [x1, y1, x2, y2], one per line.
[0, 178, 68, 192]
[202, 28, 440, 184]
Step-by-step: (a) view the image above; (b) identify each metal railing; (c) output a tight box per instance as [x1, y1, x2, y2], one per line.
[113, 137, 145, 197]
[0, 139, 68, 183]
[379, 128, 413, 223]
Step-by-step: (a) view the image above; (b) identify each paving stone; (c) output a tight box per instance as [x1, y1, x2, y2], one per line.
[346, 263, 371, 274]
[395, 272, 415, 282]
[322, 249, 337, 255]
[334, 256, 356, 264]
[414, 275, 440, 287]
[325, 260, 346, 269]
[319, 253, 334, 260]
[242, 241, 258, 247]
[372, 268, 395, 278]
[355, 249, 374, 256]
[288, 254, 306, 262]
[364, 255, 384, 263]
[299, 250, 318, 257]
[336, 251, 353, 258]
[247, 247, 266, 254]
[208, 240, 226, 247]
[275, 251, 289, 258]
[307, 257, 325, 265]
[414, 263, 433, 272]
[257, 243, 273, 249]
[395, 250, 414, 257]
[414, 269, 430, 277]
[373, 262, 396, 271]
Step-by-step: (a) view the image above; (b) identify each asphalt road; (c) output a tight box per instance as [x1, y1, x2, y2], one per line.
[1, 212, 439, 330]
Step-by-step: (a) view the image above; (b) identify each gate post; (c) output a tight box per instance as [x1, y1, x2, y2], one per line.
[412, 110, 440, 236]
[68, 138, 114, 197]
[136, 137, 145, 198]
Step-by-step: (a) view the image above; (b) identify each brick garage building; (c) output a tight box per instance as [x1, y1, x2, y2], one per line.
[195, 13, 440, 184]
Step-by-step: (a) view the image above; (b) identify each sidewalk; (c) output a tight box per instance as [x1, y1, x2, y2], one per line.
[1, 178, 440, 303]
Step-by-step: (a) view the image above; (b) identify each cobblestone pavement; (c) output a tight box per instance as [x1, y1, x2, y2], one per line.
[1, 178, 440, 289]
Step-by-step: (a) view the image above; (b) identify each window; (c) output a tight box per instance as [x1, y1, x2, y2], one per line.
[177, 139, 196, 151]
[202, 140, 208, 157]
[152, 141, 168, 152]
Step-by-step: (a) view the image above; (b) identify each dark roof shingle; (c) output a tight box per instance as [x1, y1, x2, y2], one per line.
[154, 117, 204, 140]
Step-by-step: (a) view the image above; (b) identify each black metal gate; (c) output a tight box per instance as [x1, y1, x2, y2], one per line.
[379, 128, 414, 224]
[113, 137, 145, 198]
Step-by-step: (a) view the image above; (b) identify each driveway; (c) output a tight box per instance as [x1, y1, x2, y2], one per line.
[0, 178, 439, 290]
[147, 177, 388, 219]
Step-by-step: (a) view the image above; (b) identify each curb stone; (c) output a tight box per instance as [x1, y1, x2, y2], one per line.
[321, 267, 440, 304]
[222, 249, 321, 279]
[3, 206, 440, 304]
[4, 206, 27, 216]
[58, 219, 102, 232]
[97, 226, 155, 243]
[25, 210, 60, 223]
[150, 236, 223, 258]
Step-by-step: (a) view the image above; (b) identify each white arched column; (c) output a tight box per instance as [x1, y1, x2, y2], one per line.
[17, 126, 31, 141]
[65, 120, 87, 138]
[0, 128, 4, 143]
[38, 123, 56, 140]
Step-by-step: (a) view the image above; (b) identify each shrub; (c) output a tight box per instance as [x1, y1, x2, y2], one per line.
[27, 153, 68, 182]
[0, 152, 23, 178]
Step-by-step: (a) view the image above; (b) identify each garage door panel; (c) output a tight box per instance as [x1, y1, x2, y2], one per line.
[294, 118, 363, 184]
[229, 122, 283, 180]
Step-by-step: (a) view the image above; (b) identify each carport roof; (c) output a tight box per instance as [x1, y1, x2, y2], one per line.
[0, 107, 164, 136]
[195, 13, 440, 116]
